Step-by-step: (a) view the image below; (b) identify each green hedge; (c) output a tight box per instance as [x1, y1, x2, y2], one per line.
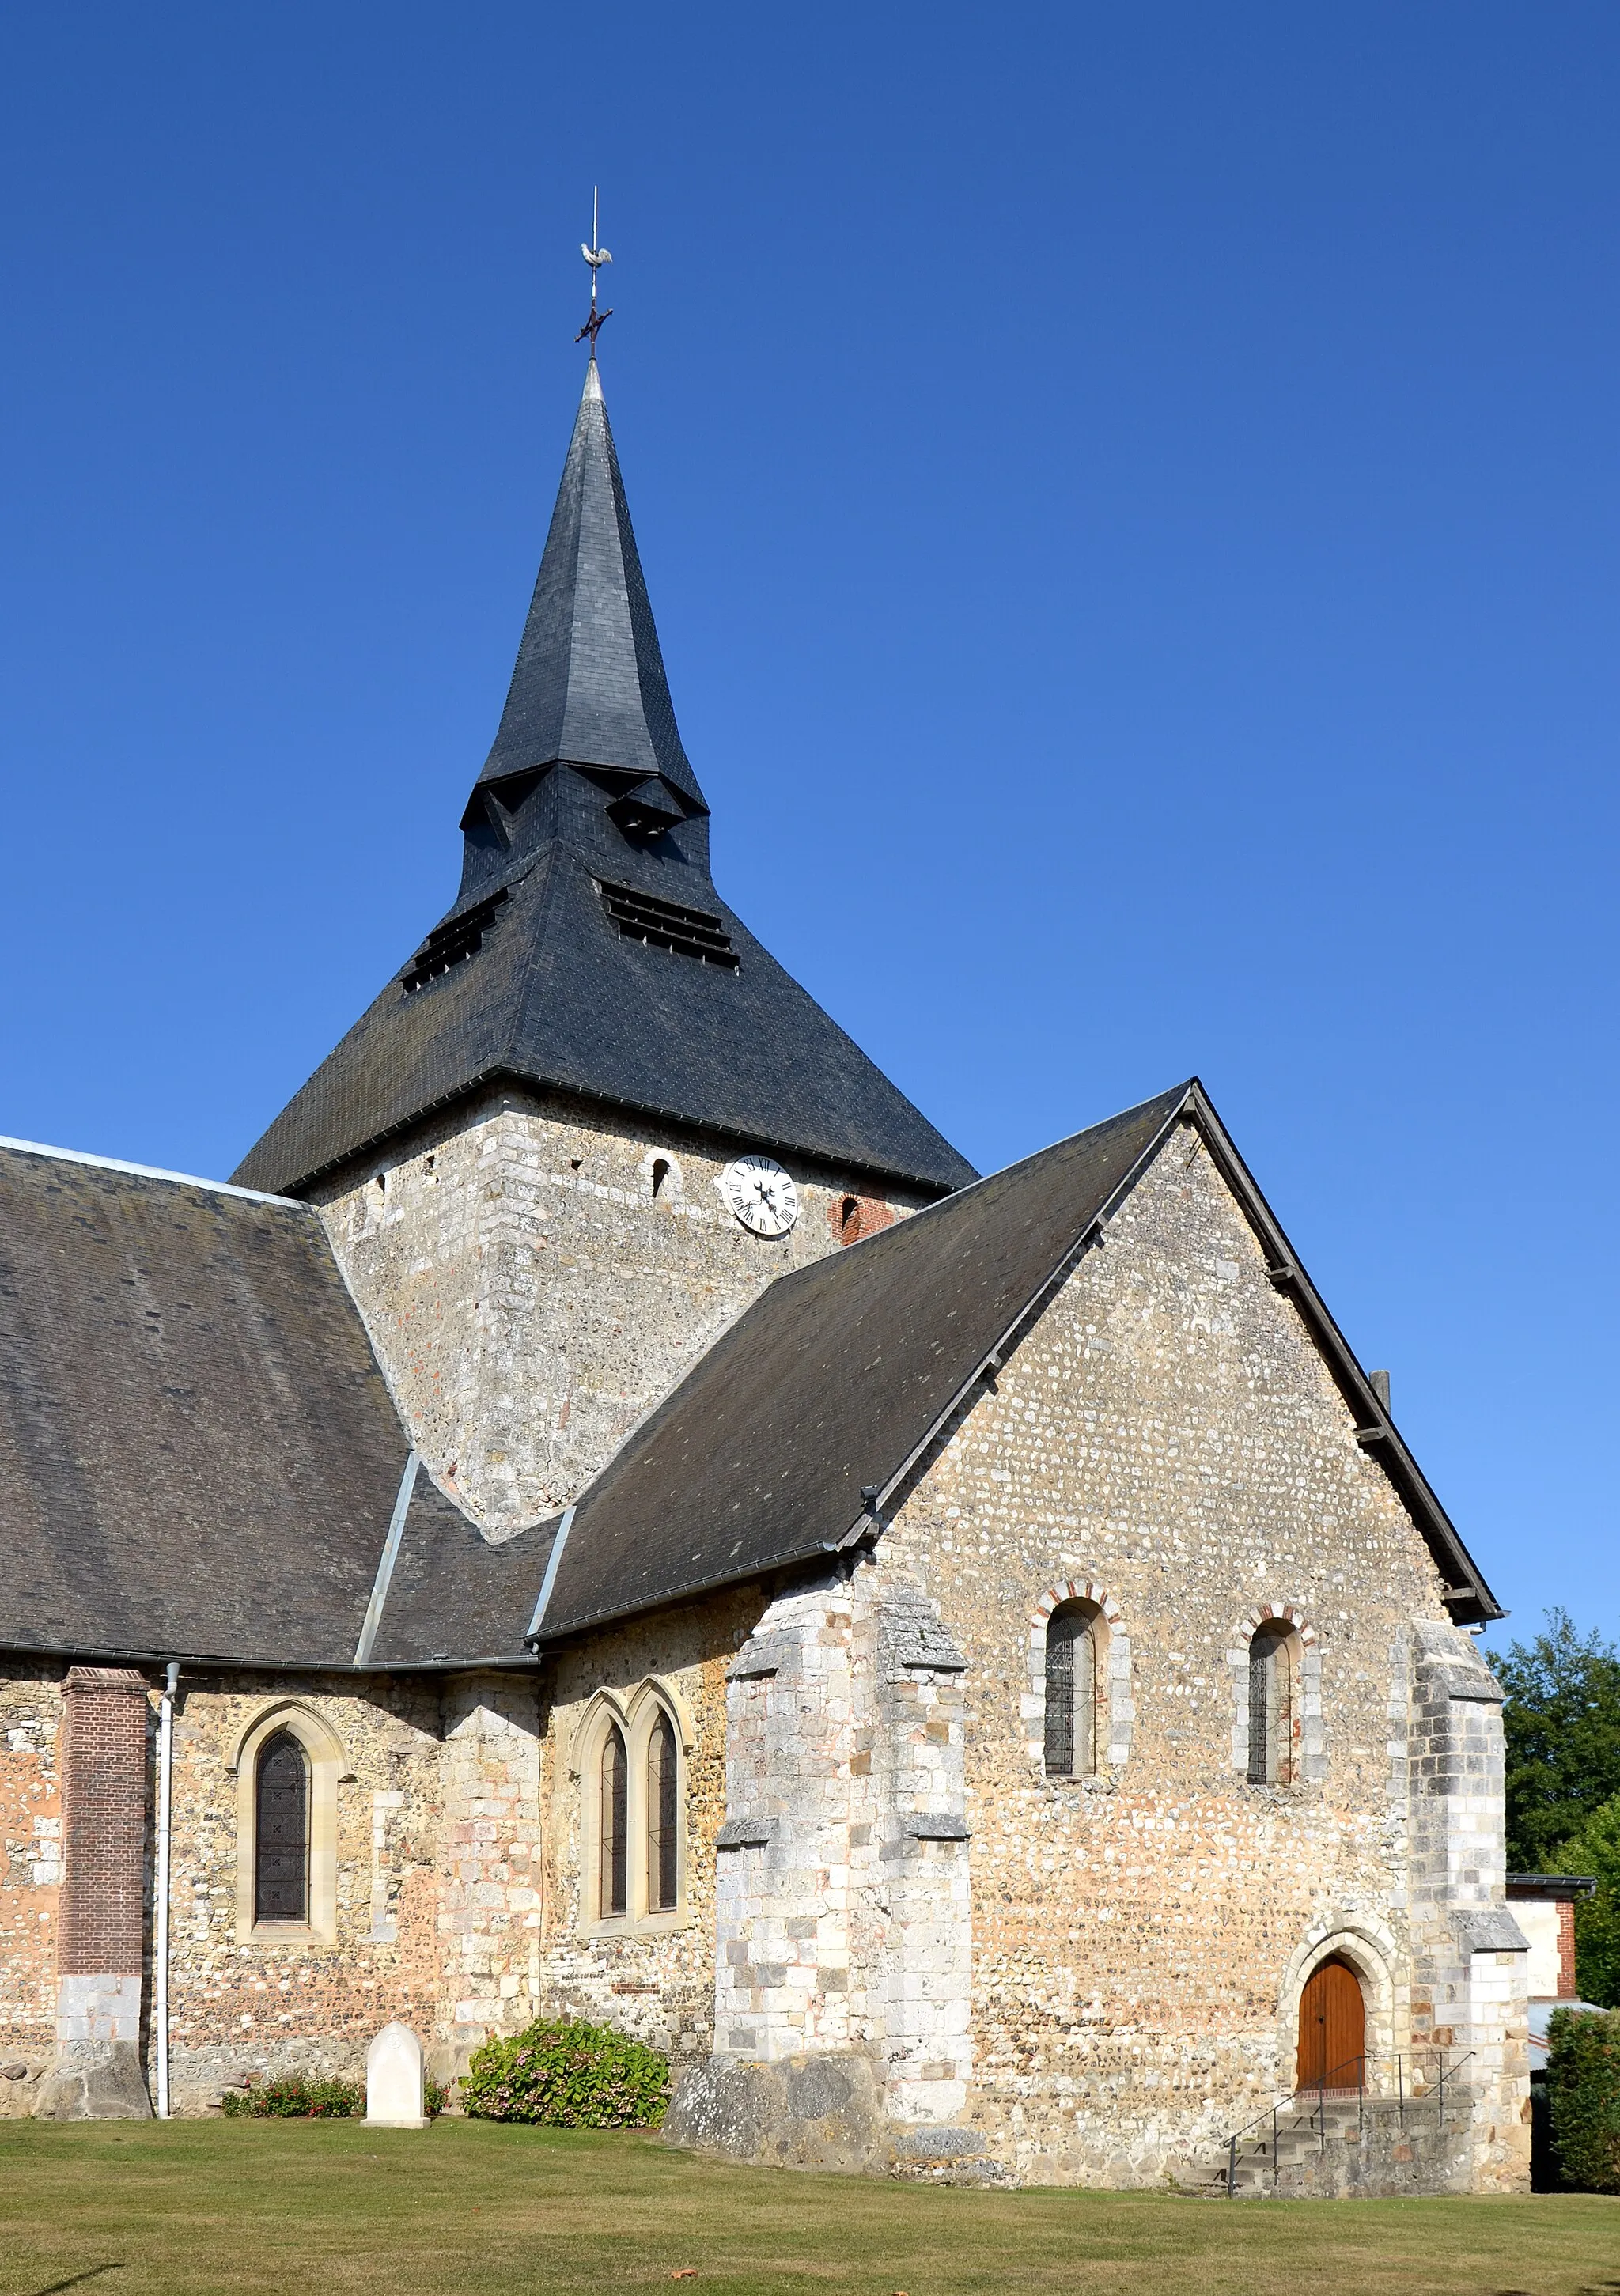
[1547, 2007, 1620, 2193]
[222, 2072, 448, 2119]
[223, 2075, 363, 2118]
[460, 2018, 669, 2128]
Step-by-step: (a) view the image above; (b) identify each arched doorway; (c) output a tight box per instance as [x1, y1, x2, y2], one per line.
[1296, 1955, 1365, 2091]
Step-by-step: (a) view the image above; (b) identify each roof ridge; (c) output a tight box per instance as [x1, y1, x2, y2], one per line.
[0, 1134, 300, 1207]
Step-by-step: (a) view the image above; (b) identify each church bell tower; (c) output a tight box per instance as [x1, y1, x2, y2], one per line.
[233, 351, 974, 1533]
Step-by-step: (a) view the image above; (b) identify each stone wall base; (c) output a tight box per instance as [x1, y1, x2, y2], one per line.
[1217, 2095, 1489, 2199]
[33, 2040, 151, 2121]
[666, 2054, 888, 2173]
[664, 2054, 995, 2180]
[165, 2038, 370, 2114]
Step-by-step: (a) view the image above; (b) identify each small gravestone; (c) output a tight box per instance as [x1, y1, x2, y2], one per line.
[365, 2022, 426, 2128]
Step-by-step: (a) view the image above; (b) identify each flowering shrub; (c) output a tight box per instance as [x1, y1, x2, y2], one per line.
[221, 2072, 448, 2118]
[460, 2019, 669, 2128]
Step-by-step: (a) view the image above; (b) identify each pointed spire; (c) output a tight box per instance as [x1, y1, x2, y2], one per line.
[478, 358, 705, 809]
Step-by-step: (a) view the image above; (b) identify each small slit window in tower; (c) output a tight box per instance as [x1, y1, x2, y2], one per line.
[840, 1197, 860, 1242]
[401, 887, 510, 993]
[651, 1158, 671, 1200]
[596, 879, 739, 967]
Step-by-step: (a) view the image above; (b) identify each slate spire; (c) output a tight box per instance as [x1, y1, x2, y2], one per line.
[232, 356, 978, 1205]
[478, 356, 705, 809]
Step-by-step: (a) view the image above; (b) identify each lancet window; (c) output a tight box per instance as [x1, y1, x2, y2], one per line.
[1043, 1600, 1101, 1778]
[254, 1728, 310, 1924]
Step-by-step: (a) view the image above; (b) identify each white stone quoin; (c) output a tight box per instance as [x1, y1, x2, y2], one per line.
[365, 2021, 426, 2128]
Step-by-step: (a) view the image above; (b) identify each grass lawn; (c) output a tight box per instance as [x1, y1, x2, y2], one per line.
[0, 2120, 1614, 2296]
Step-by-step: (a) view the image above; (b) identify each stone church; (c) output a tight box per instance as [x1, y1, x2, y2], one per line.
[0, 350, 1530, 2190]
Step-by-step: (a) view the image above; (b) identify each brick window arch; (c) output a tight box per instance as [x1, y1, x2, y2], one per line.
[1231, 1605, 1325, 1785]
[1028, 1581, 1132, 1775]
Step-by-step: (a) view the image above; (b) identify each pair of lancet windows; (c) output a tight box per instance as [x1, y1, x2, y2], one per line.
[1039, 1598, 1308, 1787]
[591, 1700, 683, 1925]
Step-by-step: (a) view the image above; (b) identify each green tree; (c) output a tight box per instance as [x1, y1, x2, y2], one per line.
[1486, 1609, 1620, 1872]
[1550, 1795, 1620, 2009]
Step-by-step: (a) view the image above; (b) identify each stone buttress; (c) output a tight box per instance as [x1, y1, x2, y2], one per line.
[1404, 1624, 1530, 2191]
[666, 1554, 979, 2175]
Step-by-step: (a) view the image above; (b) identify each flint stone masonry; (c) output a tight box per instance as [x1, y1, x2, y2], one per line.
[0, 1113, 1522, 2188]
[153, 1674, 448, 2109]
[864, 1122, 1527, 2189]
[315, 1086, 922, 1531]
[668, 1118, 1527, 2191]
[0, 1670, 62, 2083]
[532, 1590, 755, 2065]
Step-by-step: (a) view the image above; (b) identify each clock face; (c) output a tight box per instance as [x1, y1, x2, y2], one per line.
[721, 1154, 799, 1238]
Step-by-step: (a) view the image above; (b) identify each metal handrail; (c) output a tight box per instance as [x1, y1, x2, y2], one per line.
[1222, 2048, 1475, 2196]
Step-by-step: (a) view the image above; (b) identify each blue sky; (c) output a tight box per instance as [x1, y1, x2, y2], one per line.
[1, 5, 1614, 1640]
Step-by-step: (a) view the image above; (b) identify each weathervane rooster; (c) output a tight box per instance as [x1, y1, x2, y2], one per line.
[575, 187, 614, 347]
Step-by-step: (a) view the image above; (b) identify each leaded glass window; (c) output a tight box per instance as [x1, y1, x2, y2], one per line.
[1044, 1604, 1096, 1778]
[254, 1730, 309, 1923]
[599, 1725, 628, 1917]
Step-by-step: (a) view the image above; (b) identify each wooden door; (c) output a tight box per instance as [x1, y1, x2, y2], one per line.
[1297, 1957, 1365, 2091]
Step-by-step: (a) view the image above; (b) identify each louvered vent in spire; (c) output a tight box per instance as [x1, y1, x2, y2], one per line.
[596, 879, 738, 967]
[401, 889, 509, 994]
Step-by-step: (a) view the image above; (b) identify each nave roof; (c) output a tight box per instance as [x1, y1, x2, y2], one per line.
[0, 1081, 1499, 1681]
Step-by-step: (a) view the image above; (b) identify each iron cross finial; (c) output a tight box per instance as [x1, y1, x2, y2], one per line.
[576, 185, 614, 347]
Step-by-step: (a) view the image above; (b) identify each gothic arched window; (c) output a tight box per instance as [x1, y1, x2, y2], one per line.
[647, 1712, 679, 1912]
[599, 1724, 628, 1918]
[1247, 1621, 1301, 1784]
[1044, 1602, 1099, 1779]
[254, 1729, 310, 1923]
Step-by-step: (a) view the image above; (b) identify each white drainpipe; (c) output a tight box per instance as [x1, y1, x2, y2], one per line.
[154, 1661, 180, 2119]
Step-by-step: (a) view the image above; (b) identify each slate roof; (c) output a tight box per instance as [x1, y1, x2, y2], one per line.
[532, 1083, 1192, 1637]
[0, 1139, 478, 1670]
[0, 1081, 1501, 1676]
[233, 359, 975, 1202]
[478, 357, 703, 807]
[233, 831, 978, 1202]
[370, 1079, 1502, 1657]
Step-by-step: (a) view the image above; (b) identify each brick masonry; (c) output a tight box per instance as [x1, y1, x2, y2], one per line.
[58, 1668, 149, 1993]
